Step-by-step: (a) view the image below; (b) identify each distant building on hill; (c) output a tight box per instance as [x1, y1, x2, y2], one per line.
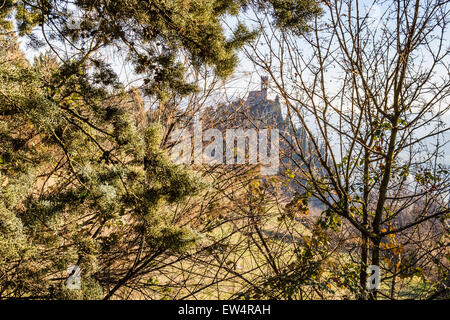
[201, 76, 323, 178]
[245, 76, 284, 126]
[211, 76, 285, 129]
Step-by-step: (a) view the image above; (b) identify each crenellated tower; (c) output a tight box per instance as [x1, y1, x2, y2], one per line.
[261, 76, 269, 99]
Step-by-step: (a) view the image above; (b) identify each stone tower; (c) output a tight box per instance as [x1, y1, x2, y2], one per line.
[261, 76, 269, 99]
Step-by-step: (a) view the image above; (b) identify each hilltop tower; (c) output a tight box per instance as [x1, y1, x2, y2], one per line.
[261, 76, 269, 99]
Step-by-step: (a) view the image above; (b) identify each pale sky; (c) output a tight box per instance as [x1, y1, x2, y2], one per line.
[18, 2, 450, 165]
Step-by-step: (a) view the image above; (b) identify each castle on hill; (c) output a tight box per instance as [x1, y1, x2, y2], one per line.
[200, 76, 320, 175]
[209, 76, 313, 159]
[245, 76, 284, 126]
[215, 76, 285, 129]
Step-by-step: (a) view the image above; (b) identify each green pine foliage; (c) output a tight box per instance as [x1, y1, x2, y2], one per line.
[0, 0, 321, 299]
[0, 35, 203, 298]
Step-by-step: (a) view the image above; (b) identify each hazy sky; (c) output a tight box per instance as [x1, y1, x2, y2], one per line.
[19, 2, 450, 165]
